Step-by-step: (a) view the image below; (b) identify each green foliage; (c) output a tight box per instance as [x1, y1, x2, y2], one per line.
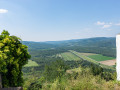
[0, 30, 31, 87]
[101, 72, 116, 81]
[43, 60, 69, 81]
[88, 54, 115, 61]
[28, 76, 45, 90]
[90, 64, 103, 75]
[28, 67, 117, 90]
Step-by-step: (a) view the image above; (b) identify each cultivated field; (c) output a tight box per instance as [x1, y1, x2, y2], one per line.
[88, 54, 115, 61]
[60, 52, 80, 61]
[69, 50, 98, 64]
[99, 59, 116, 66]
[24, 60, 39, 67]
[79, 53, 97, 56]
[57, 50, 116, 67]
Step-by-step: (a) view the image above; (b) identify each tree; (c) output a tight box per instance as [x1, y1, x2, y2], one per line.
[44, 59, 69, 81]
[0, 30, 31, 87]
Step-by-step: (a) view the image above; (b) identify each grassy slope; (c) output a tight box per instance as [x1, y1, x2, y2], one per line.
[24, 60, 39, 67]
[88, 54, 115, 61]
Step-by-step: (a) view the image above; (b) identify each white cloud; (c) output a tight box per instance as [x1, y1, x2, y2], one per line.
[96, 21, 113, 29]
[116, 23, 120, 26]
[0, 9, 8, 13]
[102, 25, 111, 28]
[96, 21, 105, 25]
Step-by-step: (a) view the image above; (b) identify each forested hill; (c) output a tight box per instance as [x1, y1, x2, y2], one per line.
[22, 37, 116, 58]
[22, 41, 57, 50]
[22, 37, 116, 50]
[45, 37, 116, 48]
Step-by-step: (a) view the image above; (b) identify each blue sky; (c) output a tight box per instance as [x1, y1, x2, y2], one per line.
[0, 0, 120, 41]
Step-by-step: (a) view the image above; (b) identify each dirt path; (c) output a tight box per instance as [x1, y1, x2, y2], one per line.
[99, 59, 116, 66]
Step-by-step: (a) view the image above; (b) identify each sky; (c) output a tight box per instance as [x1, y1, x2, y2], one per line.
[0, 0, 120, 41]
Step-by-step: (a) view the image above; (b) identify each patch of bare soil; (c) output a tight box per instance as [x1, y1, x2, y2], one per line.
[80, 53, 97, 56]
[99, 59, 116, 66]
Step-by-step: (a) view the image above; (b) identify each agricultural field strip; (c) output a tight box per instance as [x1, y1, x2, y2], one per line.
[24, 60, 39, 67]
[99, 59, 116, 66]
[69, 50, 98, 64]
[60, 52, 80, 61]
[87, 54, 115, 61]
[80, 53, 98, 56]
[69, 50, 115, 70]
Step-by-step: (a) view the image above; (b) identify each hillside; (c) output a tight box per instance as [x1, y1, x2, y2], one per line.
[23, 37, 116, 49]
[45, 37, 116, 48]
[26, 66, 118, 90]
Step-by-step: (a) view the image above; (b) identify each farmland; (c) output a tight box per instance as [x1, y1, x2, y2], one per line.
[60, 52, 80, 61]
[69, 50, 98, 64]
[87, 54, 115, 61]
[99, 59, 116, 66]
[56, 50, 116, 67]
[24, 60, 39, 67]
[79, 53, 97, 56]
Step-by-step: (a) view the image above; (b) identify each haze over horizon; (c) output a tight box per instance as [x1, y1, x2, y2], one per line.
[0, 0, 120, 41]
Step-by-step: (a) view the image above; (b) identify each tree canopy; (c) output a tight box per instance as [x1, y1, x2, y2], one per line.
[0, 30, 31, 87]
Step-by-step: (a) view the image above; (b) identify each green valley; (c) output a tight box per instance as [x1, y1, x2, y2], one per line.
[21, 37, 117, 89]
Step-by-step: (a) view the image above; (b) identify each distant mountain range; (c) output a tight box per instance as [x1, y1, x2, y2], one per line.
[22, 37, 116, 50]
